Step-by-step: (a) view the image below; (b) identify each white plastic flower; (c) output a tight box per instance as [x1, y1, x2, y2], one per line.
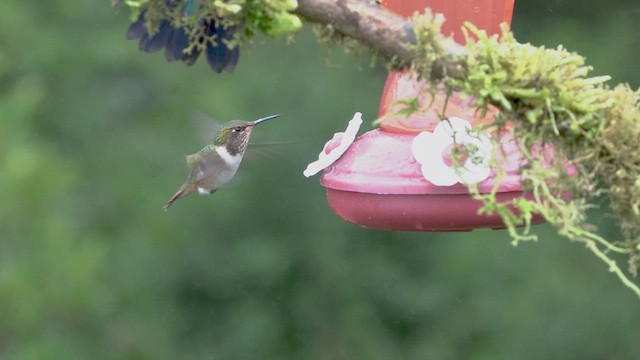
[303, 112, 363, 177]
[411, 117, 492, 186]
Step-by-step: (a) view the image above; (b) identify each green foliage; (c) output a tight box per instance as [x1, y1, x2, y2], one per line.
[406, 12, 640, 297]
[125, 0, 302, 48]
[408, 11, 452, 79]
[1, 0, 640, 358]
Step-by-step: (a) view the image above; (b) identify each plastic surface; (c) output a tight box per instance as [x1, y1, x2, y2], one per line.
[381, 0, 514, 43]
[320, 129, 525, 195]
[322, 0, 523, 231]
[326, 189, 543, 232]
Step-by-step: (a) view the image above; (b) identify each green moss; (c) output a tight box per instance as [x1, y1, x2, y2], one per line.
[312, 23, 373, 59]
[123, 3, 640, 298]
[407, 11, 453, 79]
[406, 13, 640, 297]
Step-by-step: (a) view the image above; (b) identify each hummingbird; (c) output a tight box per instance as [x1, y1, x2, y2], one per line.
[164, 114, 280, 210]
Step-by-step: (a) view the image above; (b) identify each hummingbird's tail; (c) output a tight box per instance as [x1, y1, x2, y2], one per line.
[164, 185, 188, 211]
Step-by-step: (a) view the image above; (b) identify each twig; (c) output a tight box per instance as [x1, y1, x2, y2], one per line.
[295, 0, 466, 80]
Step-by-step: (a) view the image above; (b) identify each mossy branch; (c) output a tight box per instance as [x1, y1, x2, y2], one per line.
[296, 0, 640, 298]
[296, 0, 467, 80]
[121, 0, 640, 299]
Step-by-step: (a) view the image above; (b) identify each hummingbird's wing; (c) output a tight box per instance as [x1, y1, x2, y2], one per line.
[185, 153, 198, 168]
[185, 149, 237, 193]
[190, 110, 223, 143]
[245, 141, 294, 161]
[185, 152, 210, 190]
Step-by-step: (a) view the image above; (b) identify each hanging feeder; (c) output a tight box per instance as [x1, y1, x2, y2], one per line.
[309, 0, 551, 232]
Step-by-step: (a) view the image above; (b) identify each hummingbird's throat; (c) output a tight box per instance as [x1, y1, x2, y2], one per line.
[225, 132, 250, 156]
[216, 144, 243, 165]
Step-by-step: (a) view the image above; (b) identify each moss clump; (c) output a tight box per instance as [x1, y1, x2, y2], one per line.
[407, 12, 640, 297]
[312, 23, 371, 58]
[599, 85, 640, 271]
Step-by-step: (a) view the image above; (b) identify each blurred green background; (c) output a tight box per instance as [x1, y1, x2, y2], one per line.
[1, 0, 639, 359]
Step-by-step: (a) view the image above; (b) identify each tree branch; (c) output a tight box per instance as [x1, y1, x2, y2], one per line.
[295, 0, 416, 62]
[295, 0, 466, 80]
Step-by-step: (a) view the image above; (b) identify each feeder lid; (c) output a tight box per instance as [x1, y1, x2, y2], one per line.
[378, 72, 496, 134]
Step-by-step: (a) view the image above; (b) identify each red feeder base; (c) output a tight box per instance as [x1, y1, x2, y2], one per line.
[315, 0, 559, 232]
[326, 189, 545, 232]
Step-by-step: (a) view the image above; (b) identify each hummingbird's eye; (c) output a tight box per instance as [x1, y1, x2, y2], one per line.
[233, 126, 243, 132]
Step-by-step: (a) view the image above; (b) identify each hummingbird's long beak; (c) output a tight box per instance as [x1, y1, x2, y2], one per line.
[250, 114, 280, 126]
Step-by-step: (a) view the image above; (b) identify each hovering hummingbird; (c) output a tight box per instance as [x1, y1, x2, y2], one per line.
[164, 114, 280, 210]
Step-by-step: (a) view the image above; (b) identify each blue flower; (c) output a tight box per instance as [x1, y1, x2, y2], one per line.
[126, 3, 239, 73]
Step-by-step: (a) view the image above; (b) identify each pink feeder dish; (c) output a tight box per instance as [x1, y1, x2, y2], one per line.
[315, 0, 549, 231]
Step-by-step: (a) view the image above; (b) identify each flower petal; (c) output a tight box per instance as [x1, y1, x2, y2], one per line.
[436, 117, 472, 138]
[303, 112, 363, 177]
[421, 159, 459, 186]
[411, 131, 434, 163]
[448, 117, 473, 133]
[412, 129, 459, 186]
[413, 116, 492, 186]
[457, 162, 491, 184]
[455, 132, 492, 184]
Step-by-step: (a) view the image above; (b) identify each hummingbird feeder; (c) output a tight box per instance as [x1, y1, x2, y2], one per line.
[307, 0, 554, 231]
